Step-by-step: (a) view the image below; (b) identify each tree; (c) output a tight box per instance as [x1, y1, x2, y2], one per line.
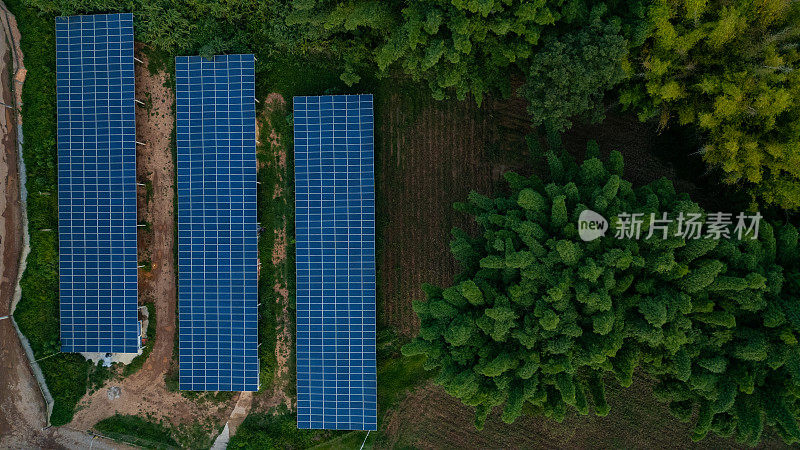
[287, 0, 651, 104]
[521, 18, 628, 131]
[26, 0, 299, 57]
[404, 140, 693, 427]
[621, 0, 800, 211]
[403, 139, 800, 445]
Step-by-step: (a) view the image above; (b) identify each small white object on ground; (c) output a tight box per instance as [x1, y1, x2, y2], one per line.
[106, 386, 121, 400]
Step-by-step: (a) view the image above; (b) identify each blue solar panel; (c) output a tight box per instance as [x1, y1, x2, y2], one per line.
[294, 94, 377, 431]
[56, 13, 139, 354]
[176, 54, 259, 391]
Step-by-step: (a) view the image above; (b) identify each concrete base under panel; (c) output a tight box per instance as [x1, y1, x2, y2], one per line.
[80, 350, 140, 365]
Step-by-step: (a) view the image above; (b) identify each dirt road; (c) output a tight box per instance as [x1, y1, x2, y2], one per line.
[0, 2, 50, 447]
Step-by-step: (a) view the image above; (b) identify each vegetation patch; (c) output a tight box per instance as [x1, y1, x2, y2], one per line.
[94, 413, 221, 449]
[376, 330, 432, 415]
[94, 414, 179, 449]
[6, 0, 89, 426]
[228, 405, 341, 449]
[256, 55, 346, 101]
[403, 137, 800, 444]
[87, 360, 114, 393]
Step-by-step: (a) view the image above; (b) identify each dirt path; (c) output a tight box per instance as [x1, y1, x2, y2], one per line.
[0, 2, 50, 447]
[67, 47, 236, 431]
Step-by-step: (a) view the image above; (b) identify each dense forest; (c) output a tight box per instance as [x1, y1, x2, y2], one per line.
[26, 0, 800, 211]
[11, 0, 800, 445]
[404, 140, 800, 444]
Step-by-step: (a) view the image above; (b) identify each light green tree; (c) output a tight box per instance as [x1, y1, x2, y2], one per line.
[621, 0, 800, 211]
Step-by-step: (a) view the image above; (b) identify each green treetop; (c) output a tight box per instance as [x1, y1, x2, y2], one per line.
[521, 18, 628, 131]
[403, 140, 800, 445]
[287, 0, 650, 104]
[621, 0, 800, 211]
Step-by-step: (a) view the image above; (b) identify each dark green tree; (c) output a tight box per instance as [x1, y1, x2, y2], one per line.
[521, 19, 628, 131]
[403, 141, 694, 428]
[404, 140, 800, 445]
[287, 0, 650, 103]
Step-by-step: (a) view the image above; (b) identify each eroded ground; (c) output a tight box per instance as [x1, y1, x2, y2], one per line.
[0, 3, 48, 447]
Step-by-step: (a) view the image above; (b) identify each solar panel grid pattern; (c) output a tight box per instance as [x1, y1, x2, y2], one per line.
[294, 94, 377, 431]
[56, 13, 138, 353]
[176, 54, 258, 391]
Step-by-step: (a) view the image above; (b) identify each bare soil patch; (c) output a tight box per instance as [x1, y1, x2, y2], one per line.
[376, 90, 532, 337]
[379, 379, 781, 449]
[67, 46, 236, 433]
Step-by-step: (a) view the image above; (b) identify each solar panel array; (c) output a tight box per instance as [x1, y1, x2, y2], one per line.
[56, 13, 139, 353]
[294, 95, 377, 431]
[176, 54, 259, 391]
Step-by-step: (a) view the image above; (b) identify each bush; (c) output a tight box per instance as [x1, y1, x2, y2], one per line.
[40, 354, 89, 426]
[228, 406, 321, 449]
[94, 414, 178, 449]
[123, 303, 156, 377]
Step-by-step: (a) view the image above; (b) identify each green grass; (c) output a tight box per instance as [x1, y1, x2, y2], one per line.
[311, 430, 375, 450]
[172, 418, 224, 449]
[144, 179, 154, 203]
[6, 0, 89, 426]
[123, 303, 156, 377]
[94, 414, 179, 449]
[256, 105, 296, 389]
[376, 331, 431, 415]
[256, 54, 346, 101]
[228, 405, 342, 449]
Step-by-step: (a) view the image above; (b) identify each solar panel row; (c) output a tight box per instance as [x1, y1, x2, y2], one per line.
[294, 95, 378, 431]
[56, 17, 377, 420]
[56, 13, 139, 353]
[176, 54, 259, 392]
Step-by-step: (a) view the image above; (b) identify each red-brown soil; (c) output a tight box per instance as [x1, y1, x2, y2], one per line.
[376, 91, 532, 337]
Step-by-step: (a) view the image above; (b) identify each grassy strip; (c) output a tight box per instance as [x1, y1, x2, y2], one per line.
[5, 0, 90, 426]
[123, 302, 156, 377]
[255, 106, 296, 389]
[255, 54, 345, 101]
[311, 430, 375, 450]
[94, 414, 179, 449]
[255, 131, 278, 387]
[228, 405, 342, 449]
